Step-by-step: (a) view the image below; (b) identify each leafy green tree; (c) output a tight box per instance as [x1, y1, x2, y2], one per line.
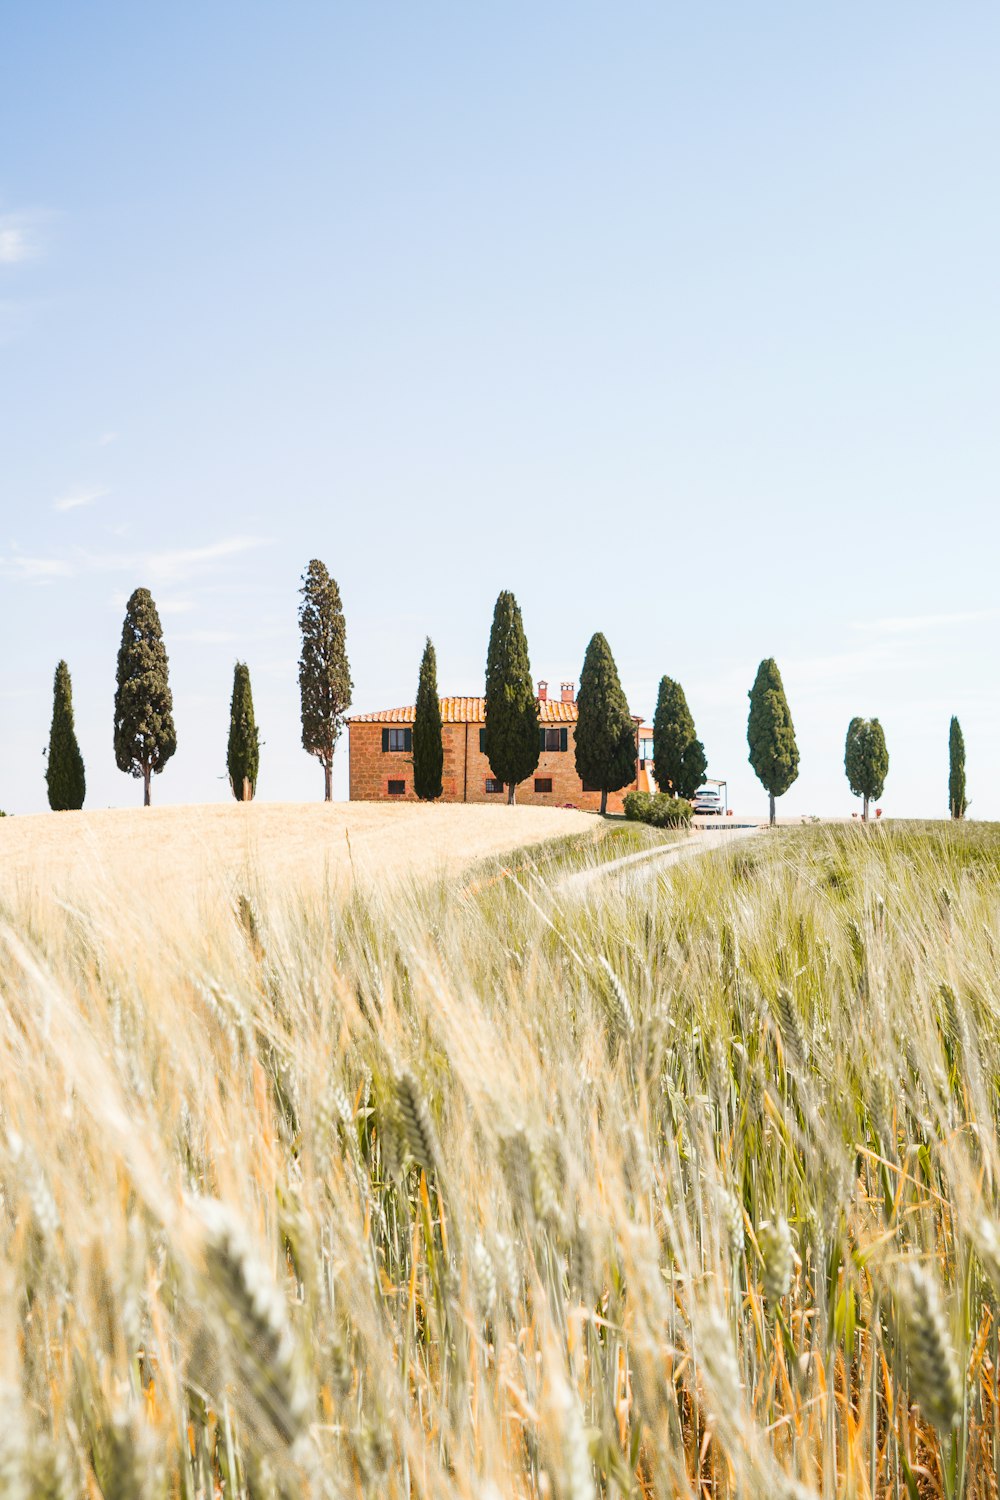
[575, 633, 637, 815]
[484, 591, 539, 804]
[844, 716, 889, 823]
[949, 716, 967, 820]
[747, 658, 799, 827]
[227, 662, 260, 801]
[45, 659, 86, 811]
[413, 638, 443, 801]
[298, 560, 352, 801]
[114, 588, 176, 807]
[652, 675, 707, 799]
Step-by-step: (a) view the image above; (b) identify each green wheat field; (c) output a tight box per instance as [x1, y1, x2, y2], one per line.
[2, 819, 999, 1498]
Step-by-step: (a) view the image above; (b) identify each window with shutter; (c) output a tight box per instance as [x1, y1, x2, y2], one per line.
[479, 728, 487, 753]
[381, 728, 389, 752]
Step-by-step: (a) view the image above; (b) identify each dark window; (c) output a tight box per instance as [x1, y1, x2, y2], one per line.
[383, 727, 412, 752]
[539, 727, 568, 752]
[534, 777, 553, 793]
[582, 781, 603, 793]
[479, 727, 487, 753]
[387, 779, 406, 796]
[485, 778, 504, 794]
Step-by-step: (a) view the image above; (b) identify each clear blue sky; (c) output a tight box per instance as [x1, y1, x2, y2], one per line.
[2, 5, 997, 817]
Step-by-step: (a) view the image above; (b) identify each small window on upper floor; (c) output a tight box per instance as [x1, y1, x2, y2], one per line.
[539, 727, 568, 753]
[382, 727, 412, 753]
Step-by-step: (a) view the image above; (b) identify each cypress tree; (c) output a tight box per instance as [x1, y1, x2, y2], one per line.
[227, 662, 260, 801]
[412, 638, 443, 801]
[114, 587, 176, 807]
[575, 633, 637, 816]
[45, 659, 86, 811]
[483, 591, 539, 804]
[652, 675, 707, 800]
[747, 657, 799, 827]
[844, 716, 889, 823]
[949, 716, 967, 820]
[298, 560, 352, 802]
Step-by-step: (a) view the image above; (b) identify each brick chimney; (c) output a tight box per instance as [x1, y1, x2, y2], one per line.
[537, 680, 548, 702]
[561, 681, 575, 703]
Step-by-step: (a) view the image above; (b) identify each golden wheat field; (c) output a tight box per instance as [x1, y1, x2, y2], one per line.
[1, 813, 1000, 1498]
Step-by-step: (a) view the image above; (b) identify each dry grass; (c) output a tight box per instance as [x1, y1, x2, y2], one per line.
[0, 800, 598, 903]
[1, 818, 1000, 1497]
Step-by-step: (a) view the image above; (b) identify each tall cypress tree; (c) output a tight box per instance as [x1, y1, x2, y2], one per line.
[575, 633, 637, 816]
[484, 591, 539, 804]
[412, 638, 443, 801]
[114, 588, 176, 807]
[844, 716, 889, 822]
[949, 716, 967, 820]
[747, 658, 799, 827]
[652, 675, 707, 800]
[298, 560, 352, 802]
[227, 662, 260, 801]
[45, 659, 86, 811]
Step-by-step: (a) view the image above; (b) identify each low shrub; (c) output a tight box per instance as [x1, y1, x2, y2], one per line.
[623, 790, 692, 827]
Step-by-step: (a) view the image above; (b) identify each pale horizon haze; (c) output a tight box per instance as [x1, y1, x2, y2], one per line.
[2, 6, 997, 818]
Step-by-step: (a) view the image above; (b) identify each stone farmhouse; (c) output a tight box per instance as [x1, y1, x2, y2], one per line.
[348, 680, 656, 813]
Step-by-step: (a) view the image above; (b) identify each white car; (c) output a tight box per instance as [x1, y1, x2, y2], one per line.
[692, 788, 723, 815]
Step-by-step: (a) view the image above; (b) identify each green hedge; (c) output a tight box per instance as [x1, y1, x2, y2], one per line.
[623, 791, 693, 828]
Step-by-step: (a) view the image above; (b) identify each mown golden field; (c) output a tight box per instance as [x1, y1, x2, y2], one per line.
[0, 812, 998, 1498]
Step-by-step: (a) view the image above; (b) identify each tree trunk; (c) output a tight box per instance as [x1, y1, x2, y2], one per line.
[863, 795, 869, 824]
[769, 792, 775, 827]
[600, 787, 608, 815]
[243, 777, 252, 802]
[507, 782, 516, 805]
[324, 761, 333, 802]
[143, 766, 152, 807]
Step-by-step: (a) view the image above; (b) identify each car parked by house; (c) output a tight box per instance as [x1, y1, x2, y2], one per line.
[692, 787, 723, 815]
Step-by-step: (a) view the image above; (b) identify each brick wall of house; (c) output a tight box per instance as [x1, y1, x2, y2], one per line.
[348, 718, 637, 813]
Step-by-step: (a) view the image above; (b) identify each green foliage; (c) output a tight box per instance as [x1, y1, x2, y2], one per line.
[623, 790, 692, 827]
[413, 638, 443, 801]
[574, 634, 637, 815]
[114, 588, 176, 805]
[227, 662, 260, 801]
[747, 658, 799, 821]
[949, 715, 967, 819]
[844, 716, 889, 817]
[45, 659, 86, 811]
[652, 675, 707, 799]
[483, 591, 539, 802]
[298, 560, 352, 801]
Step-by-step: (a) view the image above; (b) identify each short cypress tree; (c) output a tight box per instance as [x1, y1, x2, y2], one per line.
[483, 591, 539, 804]
[45, 659, 86, 811]
[652, 675, 708, 800]
[298, 560, 352, 802]
[575, 633, 637, 816]
[412, 638, 443, 801]
[949, 716, 967, 819]
[114, 588, 176, 807]
[227, 662, 260, 801]
[844, 716, 888, 822]
[747, 658, 799, 827]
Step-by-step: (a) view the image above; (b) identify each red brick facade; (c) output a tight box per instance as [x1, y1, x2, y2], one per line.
[348, 688, 644, 814]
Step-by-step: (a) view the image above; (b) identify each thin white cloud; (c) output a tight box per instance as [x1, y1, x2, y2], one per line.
[143, 536, 271, 581]
[1, 534, 271, 586]
[53, 485, 108, 513]
[0, 212, 46, 265]
[0, 554, 74, 581]
[852, 608, 1000, 635]
[98, 431, 118, 447]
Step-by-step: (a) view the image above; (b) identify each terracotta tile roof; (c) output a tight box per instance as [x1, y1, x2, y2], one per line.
[349, 696, 643, 725]
[349, 695, 581, 725]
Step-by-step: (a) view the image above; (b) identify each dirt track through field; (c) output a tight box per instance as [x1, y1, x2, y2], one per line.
[557, 824, 761, 897]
